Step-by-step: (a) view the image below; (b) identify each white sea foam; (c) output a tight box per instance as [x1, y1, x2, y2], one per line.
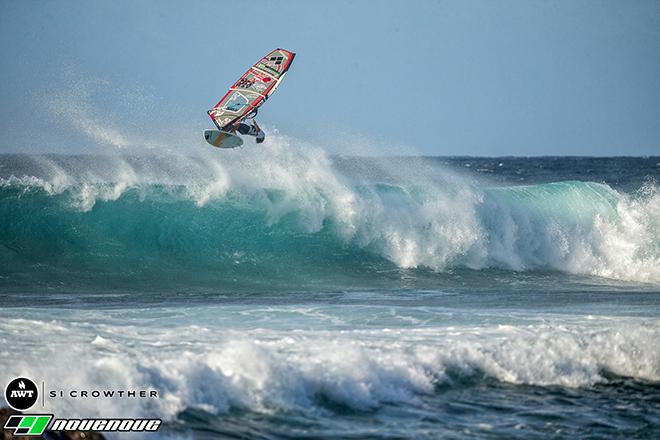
[1, 313, 658, 422]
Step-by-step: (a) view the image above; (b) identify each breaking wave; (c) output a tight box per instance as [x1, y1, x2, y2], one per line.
[1, 137, 659, 286]
[2, 314, 658, 419]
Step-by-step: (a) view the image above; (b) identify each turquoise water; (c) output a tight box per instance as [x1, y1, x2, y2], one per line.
[1, 151, 659, 439]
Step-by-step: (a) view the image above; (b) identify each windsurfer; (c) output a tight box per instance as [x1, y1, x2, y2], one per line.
[222, 108, 265, 143]
[226, 119, 265, 143]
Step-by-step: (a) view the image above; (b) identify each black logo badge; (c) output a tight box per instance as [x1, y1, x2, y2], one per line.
[4, 377, 39, 411]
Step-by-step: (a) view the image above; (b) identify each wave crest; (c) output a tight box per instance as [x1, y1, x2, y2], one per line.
[1, 143, 659, 284]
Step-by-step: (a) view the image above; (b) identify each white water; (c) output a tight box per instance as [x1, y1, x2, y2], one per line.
[1, 306, 658, 421]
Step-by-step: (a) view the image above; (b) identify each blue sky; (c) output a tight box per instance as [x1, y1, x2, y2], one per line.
[1, 0, 659, 155]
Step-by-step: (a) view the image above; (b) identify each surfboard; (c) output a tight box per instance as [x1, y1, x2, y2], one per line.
[206, 48, 295, 141]
[203, 129, 244, 149]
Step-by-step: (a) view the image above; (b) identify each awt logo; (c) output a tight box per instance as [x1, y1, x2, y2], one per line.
[4, 377, 39, 411]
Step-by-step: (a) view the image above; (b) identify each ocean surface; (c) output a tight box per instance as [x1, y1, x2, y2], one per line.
[1, 142, 659, 439]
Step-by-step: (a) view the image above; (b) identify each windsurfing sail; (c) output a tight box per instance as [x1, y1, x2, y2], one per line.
[208, 48, 295, 130]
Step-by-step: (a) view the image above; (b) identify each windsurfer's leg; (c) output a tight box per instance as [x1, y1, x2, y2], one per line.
[236, 123, 251, 135]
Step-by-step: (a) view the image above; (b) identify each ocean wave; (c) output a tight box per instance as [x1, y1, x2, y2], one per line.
[2, 315, 658, 420]
[1, 141, 659, 284]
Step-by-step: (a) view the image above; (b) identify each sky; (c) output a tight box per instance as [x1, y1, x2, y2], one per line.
[1, 0, 659, 156]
